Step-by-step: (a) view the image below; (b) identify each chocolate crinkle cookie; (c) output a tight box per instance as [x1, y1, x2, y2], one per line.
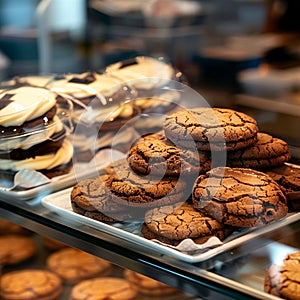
[227, 132, 291, 169]
[163, 107, 258, 151]
[142, 202, 233, 246]
[192, 167, 288, 227]
[266, 164, 300, 211]
[264, 251, 300, 300]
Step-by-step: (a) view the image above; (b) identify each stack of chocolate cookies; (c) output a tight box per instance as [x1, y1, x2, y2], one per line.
[70, 106, 292, 246]
[0, 86, 73, 183]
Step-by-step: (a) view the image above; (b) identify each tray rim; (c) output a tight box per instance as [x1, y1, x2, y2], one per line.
[41, 187, 300, 263]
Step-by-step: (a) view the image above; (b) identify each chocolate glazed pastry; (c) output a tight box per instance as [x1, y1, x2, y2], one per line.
[266, 164, 300, 211]
[192, 167, 288, 227]
[227, 132, 291, 169]
[142, 202, 232, 246]
[163, 107, 258, 151]
[127, 133, 211, 177]
[264, 251, 300, 300]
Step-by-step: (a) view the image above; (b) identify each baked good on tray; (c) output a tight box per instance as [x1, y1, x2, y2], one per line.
[266, 163, 300, 211]
[192, 167, 288, 227]
[227, 132, 291, 169]
[264, 251, 300, 299]
[142, 202, 233, 246]
[0, 269, 62, 300]
[70, 158, 190, 222]
[0, 86, 73, 181]
[127, 132, 211, 177]
[163, 107, 258, 151]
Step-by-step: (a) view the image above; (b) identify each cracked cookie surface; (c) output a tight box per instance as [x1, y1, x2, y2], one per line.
[264, 251, 300, 300]
[163, 107, 258, 151]
[142, 202, 232, 245]
[127, 133, 211, 177]
[227, 132, 291, 169]
[266, 164, 300, 211]
[71, 159, 189, 222]
[192, 167, 288, 227]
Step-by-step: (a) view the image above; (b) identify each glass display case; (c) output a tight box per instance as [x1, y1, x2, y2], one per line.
[0, 185, 299, 299]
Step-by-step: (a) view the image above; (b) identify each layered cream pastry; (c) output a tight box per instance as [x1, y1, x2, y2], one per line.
[105, 56, 176, 93]
[0, 75, 53, 89]
[48, 71, 140, 161]
[105, 56, 183, 134]
[0, 86, 73, 180]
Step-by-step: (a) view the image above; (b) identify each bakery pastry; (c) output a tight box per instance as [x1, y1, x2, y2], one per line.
[127, 132, 211, 177]
[106, 56, 183, 134]
[192, 167, 288, 227]
[163, 107, 258, 151]
[71, 158, 189, 222]
[0, 75, 53, 89]
[266, 163, 300, 211]
[69, 277, 137, 300]
[227, 132, 291, 169]
[46, 247, 112, 284]
[48, 71, 139, 161]
[124, 269, 180, 296]
[142, 202, 232, 245]
[0, 86, 73, 180]
[0, 235, 37, 265]
[0, 269, 62, 300]
[264, 251, 300, 299]
[105, 56, 177, 96]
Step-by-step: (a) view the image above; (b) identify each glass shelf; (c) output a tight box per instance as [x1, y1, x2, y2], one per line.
[1, 193, 299, 300]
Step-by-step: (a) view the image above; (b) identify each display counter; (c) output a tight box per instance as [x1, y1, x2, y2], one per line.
[0, 186, 299, 299]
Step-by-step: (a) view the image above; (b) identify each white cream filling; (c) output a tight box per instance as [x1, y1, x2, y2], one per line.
[0, 116, 64, 151]
[73, 102, 135, 124]
[0, 86, 57, 126]
[106, 56, 174, 89]
[0, 139, 73, 171]
[49, 72, 124, 102]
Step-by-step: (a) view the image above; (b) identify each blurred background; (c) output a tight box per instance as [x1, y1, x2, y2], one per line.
[0, 0, 300, 157]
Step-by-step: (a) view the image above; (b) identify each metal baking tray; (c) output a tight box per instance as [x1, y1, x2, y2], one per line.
[41, 188, 300, 263]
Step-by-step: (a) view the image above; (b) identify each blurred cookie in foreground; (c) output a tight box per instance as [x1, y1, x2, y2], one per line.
[227, 132, 291, 169]
[69, 277, 137, 300]
[0, 269, 62, 300]
[0, 218, 31, 235]
[41, 235, 68, 251]
[46, 247, 112, 284]
[0, 235, 37, 265]
[124, 269, 180, 297]
[264, 251, 300, 299]
[266, 164, 300, 211]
